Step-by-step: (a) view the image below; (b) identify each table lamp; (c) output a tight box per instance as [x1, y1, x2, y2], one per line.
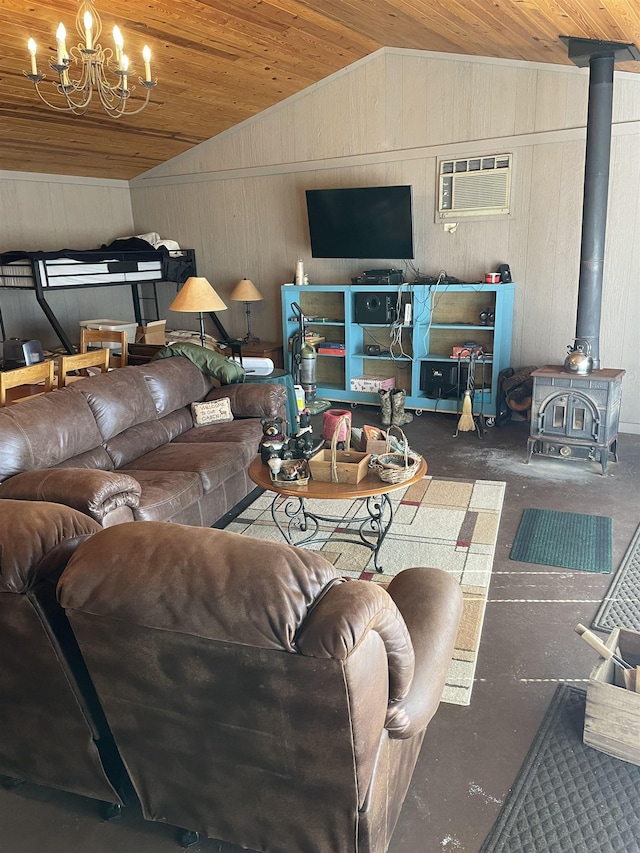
[169, 276, 227, 348]
[230, 277, 263, 344]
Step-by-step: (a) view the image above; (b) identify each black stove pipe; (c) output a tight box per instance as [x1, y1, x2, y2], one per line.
[575, 53, 614, 370]
[561, 37, 640, 370]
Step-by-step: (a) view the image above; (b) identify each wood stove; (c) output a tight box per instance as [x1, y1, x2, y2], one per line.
[527, 366, 624, 474]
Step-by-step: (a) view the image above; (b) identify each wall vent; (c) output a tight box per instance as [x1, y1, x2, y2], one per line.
[437, 154, 512, 220]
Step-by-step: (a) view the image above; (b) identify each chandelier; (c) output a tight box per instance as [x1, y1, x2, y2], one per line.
[24, 0, 156, 118]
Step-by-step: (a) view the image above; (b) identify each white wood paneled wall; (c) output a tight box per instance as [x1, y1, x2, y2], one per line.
[131, 48, 640, 431]
[0, 171, 134, 351]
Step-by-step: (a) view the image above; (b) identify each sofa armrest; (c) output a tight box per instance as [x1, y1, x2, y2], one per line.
[295, 579, 415, 703]
[0, 499, 101, 593]
[384, 567, 463, 739]
[0, 468, 141, 524]
[205, 382, 287, 420]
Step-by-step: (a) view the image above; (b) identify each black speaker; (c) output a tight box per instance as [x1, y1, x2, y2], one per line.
[354, 293, 396, 324]
[420, 360, 469, 399]
[497, 263, 512, 283]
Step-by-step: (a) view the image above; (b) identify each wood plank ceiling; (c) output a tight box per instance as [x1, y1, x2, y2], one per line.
[2, 0, 640, 180]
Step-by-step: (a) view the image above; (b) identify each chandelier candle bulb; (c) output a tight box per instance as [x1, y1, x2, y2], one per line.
[113, 26, 123, 64]
[56, 24, 66, 65]
[27, 39, 37, 75]
[121, 55, 129, 91]
[143, 45, 152, 81]
[84, 11, 93, 50]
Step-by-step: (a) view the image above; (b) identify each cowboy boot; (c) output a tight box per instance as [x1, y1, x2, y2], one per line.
[391, 389, 413, 426]
[378, 389, 392, 427]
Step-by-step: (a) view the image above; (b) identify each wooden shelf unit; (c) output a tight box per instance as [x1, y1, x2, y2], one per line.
[281, 282, 515, 417]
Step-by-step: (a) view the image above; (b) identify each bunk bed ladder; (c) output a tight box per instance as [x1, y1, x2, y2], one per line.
[131, 281, 161, 326]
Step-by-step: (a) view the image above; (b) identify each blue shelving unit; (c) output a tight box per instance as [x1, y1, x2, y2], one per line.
[281, 282, 515, 418]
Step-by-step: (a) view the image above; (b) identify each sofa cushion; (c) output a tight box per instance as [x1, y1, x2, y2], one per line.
[172, 418, 262, 453]
[54, 447, 114, 471]
[120, 442, 247, 493]
[75, 367, 159, 441]
[141, 358, 215, 418]
[104, 409, 193, 469]
[0, 387, 103, 481]
[59, 524, 340, 651]
[122, 470, 204, 522]
[205, 383, 288, 420]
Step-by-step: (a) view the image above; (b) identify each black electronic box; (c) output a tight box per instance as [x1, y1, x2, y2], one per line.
[351, 268, 404, 285]
[420, 360, 469, 399]
[354, 293, 397, 325]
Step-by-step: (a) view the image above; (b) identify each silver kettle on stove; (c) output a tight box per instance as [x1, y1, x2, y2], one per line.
[564, 338, 593, 375]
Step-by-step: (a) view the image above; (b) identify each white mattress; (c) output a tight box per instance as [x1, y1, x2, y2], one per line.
[0, 257, 165, 288]
[0, 260, 32, 287]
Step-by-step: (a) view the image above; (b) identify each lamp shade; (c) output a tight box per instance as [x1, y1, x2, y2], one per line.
[169, 277, 227, 313]
[230, 278, 263, 302]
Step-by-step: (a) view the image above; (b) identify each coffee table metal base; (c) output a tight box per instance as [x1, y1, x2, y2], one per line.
[269, 492, 393, 572]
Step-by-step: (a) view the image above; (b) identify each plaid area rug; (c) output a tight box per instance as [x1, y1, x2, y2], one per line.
[227, 476, 506, 706]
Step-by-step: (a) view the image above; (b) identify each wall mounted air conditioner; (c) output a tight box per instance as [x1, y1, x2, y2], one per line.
[437, 154, 512, 220]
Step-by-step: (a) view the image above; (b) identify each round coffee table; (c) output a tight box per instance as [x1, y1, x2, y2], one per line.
[248, 455, 428, 572]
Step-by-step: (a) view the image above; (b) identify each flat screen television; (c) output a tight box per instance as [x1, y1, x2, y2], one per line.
[305, 185, 414, 259]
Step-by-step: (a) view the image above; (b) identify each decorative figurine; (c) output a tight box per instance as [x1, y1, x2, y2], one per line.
[292, 407, 319, 459]
[259, 416, 286, 464]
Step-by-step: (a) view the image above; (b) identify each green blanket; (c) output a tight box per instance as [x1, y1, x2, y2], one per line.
[151, 342, 245, 384]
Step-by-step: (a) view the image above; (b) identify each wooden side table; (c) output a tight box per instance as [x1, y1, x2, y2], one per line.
[240, 341, 283, 369]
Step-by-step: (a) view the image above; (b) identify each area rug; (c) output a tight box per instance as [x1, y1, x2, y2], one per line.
[479, 684, 640, 853]
[226, 476, 506, 706]
[593, 522, 640, 632]
[510, 508, 612, 573]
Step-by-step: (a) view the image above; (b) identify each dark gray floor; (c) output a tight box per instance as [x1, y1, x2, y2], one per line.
[2, 406, 639, 853]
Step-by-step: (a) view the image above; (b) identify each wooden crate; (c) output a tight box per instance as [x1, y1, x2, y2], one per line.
[308, 448, 371, 483]
[353, 425, 388, 455]
[583, 627, 640, 765]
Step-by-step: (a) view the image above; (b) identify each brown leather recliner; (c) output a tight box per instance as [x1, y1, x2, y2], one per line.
[0, 500, 127, 812]
[58, 522, 463, 852]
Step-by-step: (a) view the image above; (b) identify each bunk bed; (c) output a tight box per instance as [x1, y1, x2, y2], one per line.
[0, 245, 196, 353]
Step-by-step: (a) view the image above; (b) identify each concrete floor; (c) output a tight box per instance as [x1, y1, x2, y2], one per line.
[2, 406, 639, 853]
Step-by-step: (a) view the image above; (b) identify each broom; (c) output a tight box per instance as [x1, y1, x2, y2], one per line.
[457, 356, 476, 432]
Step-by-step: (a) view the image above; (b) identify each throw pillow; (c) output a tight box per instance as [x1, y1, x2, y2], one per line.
[191, 398, 233, 426]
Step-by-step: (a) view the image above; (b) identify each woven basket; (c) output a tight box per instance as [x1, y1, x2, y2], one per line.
[374, 426, 422, 484]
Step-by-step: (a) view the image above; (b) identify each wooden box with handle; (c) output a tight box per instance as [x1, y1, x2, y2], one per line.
[582, 626, 640, 765]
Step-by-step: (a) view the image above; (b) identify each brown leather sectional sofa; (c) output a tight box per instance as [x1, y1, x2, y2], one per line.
[0, 493, 463, 852]
[0, 356, 286, 527]
[0, 499, 127, 811]
[0, 358, 465, 852]
[59, 520, 463, 852]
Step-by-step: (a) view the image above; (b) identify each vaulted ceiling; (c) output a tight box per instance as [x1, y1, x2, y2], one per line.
[2, 1, 640, 181]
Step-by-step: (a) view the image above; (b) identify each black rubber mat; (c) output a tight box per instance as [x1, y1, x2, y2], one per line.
[479, 684, 640, 853]
[593, 523, 640, 632]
